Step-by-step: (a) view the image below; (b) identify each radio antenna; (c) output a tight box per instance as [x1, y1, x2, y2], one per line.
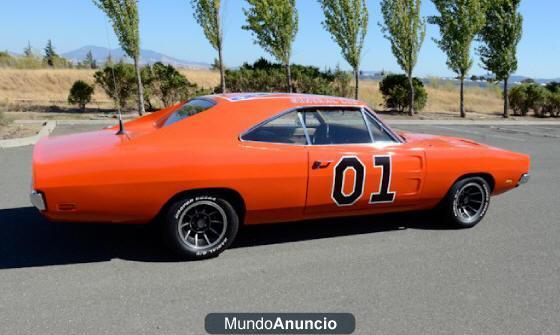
[104, 18, 126, 135]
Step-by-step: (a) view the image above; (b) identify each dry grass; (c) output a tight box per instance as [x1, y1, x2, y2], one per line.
[0, 68, 220, 109]
[0, 68, 504, 117]
[359, 79, 503, 116]
[0, 69, 108, 106]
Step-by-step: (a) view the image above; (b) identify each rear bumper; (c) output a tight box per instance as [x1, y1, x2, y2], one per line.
[518, 173, 530, 186]
[30, 190, 46, 211]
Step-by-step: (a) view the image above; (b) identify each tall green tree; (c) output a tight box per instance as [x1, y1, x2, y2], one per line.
[429, 0, 485, 118]
[242, 0, 298, 93]
[380, 0, 426, 116]
[191, 0, 226, 93]
[478, 0, 522, 118]
[44, 39, 58, 67]
[318, 0, 368, 99]
[93, 0, 146, 115]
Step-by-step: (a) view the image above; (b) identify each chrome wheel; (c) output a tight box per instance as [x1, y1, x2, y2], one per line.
[177, 200, 228, 249]
[454, 182, 486, 223]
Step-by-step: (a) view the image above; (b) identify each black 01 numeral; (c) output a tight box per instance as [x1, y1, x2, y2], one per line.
[369, 156, 396, 204]
[331, 157, 365, 206]
[331, 155, 396, 207]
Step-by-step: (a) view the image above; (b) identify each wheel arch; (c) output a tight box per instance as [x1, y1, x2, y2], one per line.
[453, 173, 495, 193]
[158, 188, 246, 224]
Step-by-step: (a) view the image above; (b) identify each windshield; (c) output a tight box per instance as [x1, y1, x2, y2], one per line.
[162, 99, 215, 127]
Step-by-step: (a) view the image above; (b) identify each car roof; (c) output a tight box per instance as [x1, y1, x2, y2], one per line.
[158, 93, 373, 142]
[203, 93, 366, 108]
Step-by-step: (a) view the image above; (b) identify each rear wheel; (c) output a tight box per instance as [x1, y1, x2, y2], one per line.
[164, 194, 239, 259]
[441, 177, 491, 228]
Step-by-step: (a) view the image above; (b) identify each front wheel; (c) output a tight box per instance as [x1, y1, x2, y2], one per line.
[164, 194, 239, 259]
[441, 177, 491, 228]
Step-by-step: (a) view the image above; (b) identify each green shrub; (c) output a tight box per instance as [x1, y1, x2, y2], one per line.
[379, 74, 427, 113]
[68, 80, 94, 111]
[142, 62, 199, 108]
[509, 83, 547, 116]
[94, 62, 137, 109]
[223, 58, 337, 95]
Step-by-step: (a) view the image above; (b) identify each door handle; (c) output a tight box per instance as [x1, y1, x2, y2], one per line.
[312, 160, 333, 169]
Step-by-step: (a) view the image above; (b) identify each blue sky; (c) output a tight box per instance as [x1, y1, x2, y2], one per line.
[1, 0, 558, 78]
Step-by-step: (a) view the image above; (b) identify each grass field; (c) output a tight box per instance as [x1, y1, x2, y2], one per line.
[0, 68, 504, 118]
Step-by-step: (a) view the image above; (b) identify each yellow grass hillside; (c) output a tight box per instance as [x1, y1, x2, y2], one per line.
[0, 68, 503, 117]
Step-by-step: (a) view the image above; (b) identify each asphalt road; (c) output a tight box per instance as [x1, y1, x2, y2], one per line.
[0, 123, 559, 335]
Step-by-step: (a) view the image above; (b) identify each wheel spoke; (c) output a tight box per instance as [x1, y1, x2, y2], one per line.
[178, 200, 228, 249]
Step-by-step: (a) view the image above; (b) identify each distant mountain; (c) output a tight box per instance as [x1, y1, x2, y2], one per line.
[62, 45, 210, 69]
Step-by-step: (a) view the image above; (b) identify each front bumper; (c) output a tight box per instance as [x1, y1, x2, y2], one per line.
[518, 173, 530, 186]
[30, 190, 46, 211]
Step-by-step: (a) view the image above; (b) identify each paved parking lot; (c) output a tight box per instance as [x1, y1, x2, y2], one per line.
[0, 123, 559, 334]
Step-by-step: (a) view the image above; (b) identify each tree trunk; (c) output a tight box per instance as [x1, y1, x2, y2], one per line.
[218, 45, 226, 93]
[460, 76, 465, 118]
[503, 77, 509, 118]
[354, 68, 359, 100]
[407, 71, 414, 116]
[285, 63, 292, 93]
[133, 56, 145, 116]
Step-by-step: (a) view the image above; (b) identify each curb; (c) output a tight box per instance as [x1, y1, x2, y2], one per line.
[15, 119, 116, 125]
[0, 121, 57, 149]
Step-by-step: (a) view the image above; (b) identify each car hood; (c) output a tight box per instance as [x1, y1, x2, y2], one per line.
[398, 131, 490, 149]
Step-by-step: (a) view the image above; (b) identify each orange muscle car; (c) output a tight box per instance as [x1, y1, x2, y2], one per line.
[31, 93, 530, 259]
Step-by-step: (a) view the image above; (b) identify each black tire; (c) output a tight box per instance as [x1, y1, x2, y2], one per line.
[164, 194, 239, 259]
[441, 177, 491, 228]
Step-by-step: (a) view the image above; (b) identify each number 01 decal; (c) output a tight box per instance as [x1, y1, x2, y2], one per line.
[331, 155, 396, 207]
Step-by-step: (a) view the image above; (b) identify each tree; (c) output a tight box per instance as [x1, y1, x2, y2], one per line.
[142, 62, 199, 107]
[44, 39, 58, 67]
[380, 0, 426, 116]
[94, 62, 137, 109]
[478, 0, 522, 118]
[428, 0, 485, 118]
[191, 0, 226, 93]
[242, 0, 298, 93]
[68, 80, 95, 112]
[93, 0, 146, 115]
[84, 50, 98, 69]
[379, 74, 428, 113]
[318, 0, 368, 99]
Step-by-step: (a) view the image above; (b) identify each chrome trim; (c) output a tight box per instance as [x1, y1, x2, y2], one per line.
[297, 111, 312, 145]
[361, 107, 375, 142]
[30, 190, 46, 211]
[518, 173, 530, 186]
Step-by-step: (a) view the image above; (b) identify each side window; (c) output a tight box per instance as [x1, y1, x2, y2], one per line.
[364, 113, 396, 142]
[242, 111, 307, 144]
[304, 109, 372, 145]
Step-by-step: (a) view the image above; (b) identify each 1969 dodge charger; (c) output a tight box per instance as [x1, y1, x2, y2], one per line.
[31, 93, 530, 259]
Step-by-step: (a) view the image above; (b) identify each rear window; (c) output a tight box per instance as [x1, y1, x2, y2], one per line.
[162, 99, 215, 127]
